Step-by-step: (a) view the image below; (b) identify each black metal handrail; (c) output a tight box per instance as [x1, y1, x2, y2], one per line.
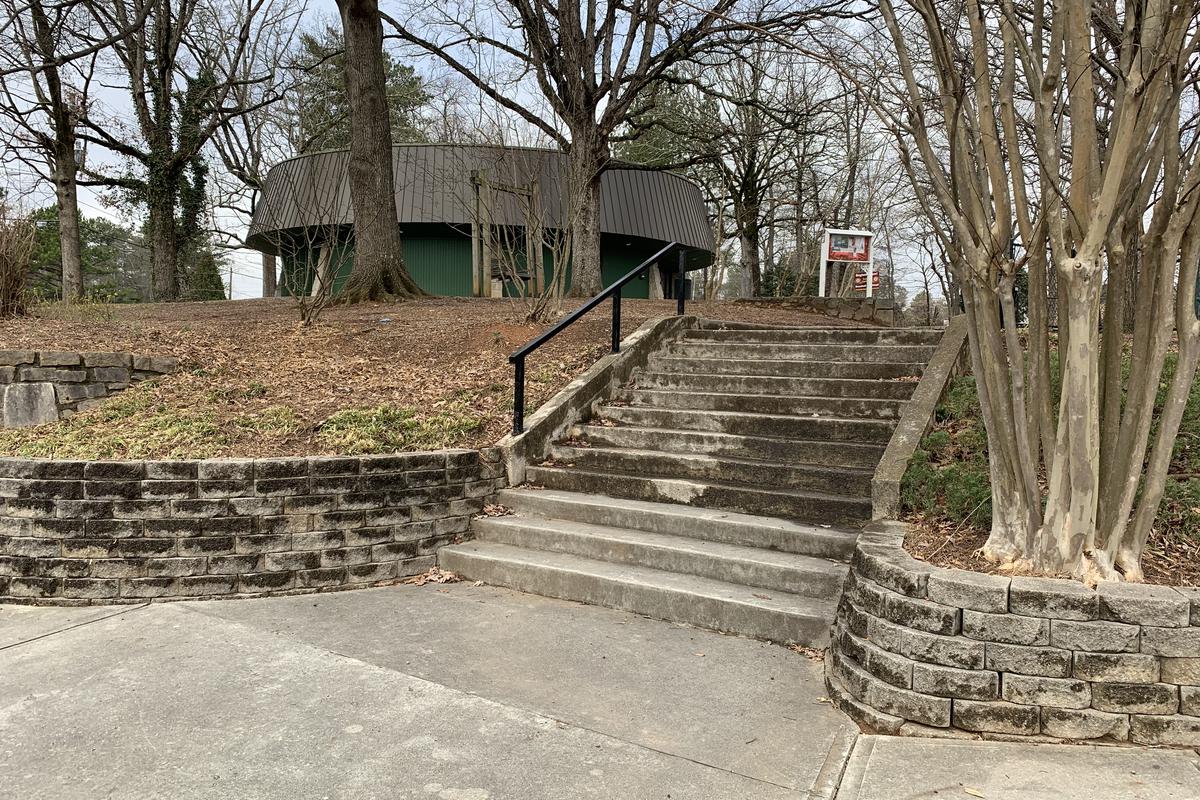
[509, 242, 689, 434]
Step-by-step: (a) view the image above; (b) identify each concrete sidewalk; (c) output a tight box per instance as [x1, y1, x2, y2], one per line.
[1, 584, 1197, 799]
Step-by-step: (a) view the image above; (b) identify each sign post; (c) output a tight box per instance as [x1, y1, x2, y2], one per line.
[821, 228, 874, 298]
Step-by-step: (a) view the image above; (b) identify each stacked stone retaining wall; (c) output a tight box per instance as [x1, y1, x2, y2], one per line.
[0, 349, 178, 427]
[731, 296, 896, 326]
[827, 522, 1200, 748]
[0, 448, 505, 604]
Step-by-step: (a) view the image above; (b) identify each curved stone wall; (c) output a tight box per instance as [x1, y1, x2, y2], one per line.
[827, 522, 1200, 748]
[0, 449, 504, 604]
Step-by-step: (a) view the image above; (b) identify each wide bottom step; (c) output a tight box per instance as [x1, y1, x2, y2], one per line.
[439, 541, 837, 646]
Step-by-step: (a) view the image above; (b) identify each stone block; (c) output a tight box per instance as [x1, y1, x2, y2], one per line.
[143, 557, 207, 578]
[81, 352, 132, 368]
[1040, 707, 1130, 741]
[197, 480, 253, 499]
[1073, 652, 1160, 683]
[312, 476, 363, 495]
[926, 569, 1010, 613]
[1160, 657, 1200, 685]
[866, 678, 952, 727]
[174, 574, 237, 596]
[309, 456, 362, 477]
[89, 560, 143, 579]
[1139, 626, 1200, 657]
[296, 566, 346, 588]
[1129, 714, 1200, 746]
[1002, 674, 1091, 709]
[1098, 582, 1190, 627]
[23, 479, 83, 500]
[1091, 682, 1179, 714]
[38, 351, 81, 366]
[27, 518, 84, 538]
[952, 699, 1040, 735]
[1181, 686, 1199, 717]
[347, 561, 398, 583]
[370, 541, 418, 561]
[141, 480, 199, 500]
[197, 460, 254, 481]
[235, 534, 291, 554]
[145, 461, 198, 480]
[0, 350, 35, 366]
[55, 383, 96, 404]
[880, 588, 961, 636]
[2, 383, 58, 427]
[120, 577, 176, 598]
[852, 545, 932, 598]
[239, 571, 294, 592]
[1176, 587, 1200, 625]
[85, 481, 142, 500]
[35, 558, 90, 578]
[291, 530, 345, 551]
[84, 461, 145, 481]
[852, 633, 913, 688]
[176, 536, 235, 556]
[33, 461, 86, 479]
[263, 551, 320, 571]
[283, 495, 340, 514]
[1050, 619, 1140, 653]
[336, 492, 387, 511]
[170, 499, 232, 518]
[342, 526, 394, 548]
[116, 538, 176, 558]
[984, 642, 1072, 678]
[912, 662, 999, 700]
[83, 519, 141, 539]
[131, 355, 179, 373]
[91, 366, 131, 384]
[0, 366, 13, 384]
[1, 536, 60, 558]
[207, 554, 261, 575]
[17, 366, 85, 382]
[255, 477, 310, 496]
[1009, 577, 1098, 620]
[312, 511, 365, 531]
[62, 578, 119, 599]
[320, 546, 372, 568]
[61, 538, 117, 558]
[6, 576, 63, 597]
[255, 458, 310, 479]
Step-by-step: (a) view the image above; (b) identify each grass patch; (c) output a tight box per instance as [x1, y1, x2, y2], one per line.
[0, 384, 231, 460]
[315, 404, 484, 455]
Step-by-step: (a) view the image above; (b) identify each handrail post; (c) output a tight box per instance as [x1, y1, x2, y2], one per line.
[512, 356, 525, 435]
[611, 291, 621, 353]
[676, 249, 687, 316]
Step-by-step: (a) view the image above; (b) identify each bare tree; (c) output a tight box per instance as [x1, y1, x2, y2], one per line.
[0, 0, 150, 303]
[864, 0, 1200, 580]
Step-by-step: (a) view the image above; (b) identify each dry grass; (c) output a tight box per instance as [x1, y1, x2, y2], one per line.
[0, 297, 866, 459]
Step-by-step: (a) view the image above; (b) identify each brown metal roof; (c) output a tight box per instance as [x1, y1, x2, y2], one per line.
[246, 144, 714, 253]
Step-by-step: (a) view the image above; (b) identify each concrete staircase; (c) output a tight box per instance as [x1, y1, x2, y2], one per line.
[440, 323, 945, 646]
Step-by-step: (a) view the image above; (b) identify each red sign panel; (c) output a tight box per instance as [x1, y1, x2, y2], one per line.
[853, 270, 881, 291]
[828, 232, 870, 262]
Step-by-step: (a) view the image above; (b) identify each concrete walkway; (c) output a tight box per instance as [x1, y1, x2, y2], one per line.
[1, 585, 1197, 799]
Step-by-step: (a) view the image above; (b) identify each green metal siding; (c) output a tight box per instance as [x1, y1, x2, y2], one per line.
[279, 225, 677, 299]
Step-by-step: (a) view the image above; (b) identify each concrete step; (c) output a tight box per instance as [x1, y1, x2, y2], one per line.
[438, 541, 838, 645]
[546, 445, 874, 496]
[666, 341, 937, 363]
[633, 370, 918, 400]
[524, 466, 872, 525]
[596, 405, 896, 443]
[472, 514, 848, 596]
[493, 489, 860, 560]
[567, 424, 886, 470]
[622, 388, 904, 420]
[646, 356, 927, 380]
[685, 327, 944, 346]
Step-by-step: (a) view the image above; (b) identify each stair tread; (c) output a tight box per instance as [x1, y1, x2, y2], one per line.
[571, 424, 887, 451]
[476, 513, 849, 574]
[525, 464, 871, 504]
[598, 405, 897, 427]
[493, 488, 861, 540]
[628, 387, 902, 403]
[548, 444, 875, 476]
[441, 540, 839, 617]
[638, 370, 919, 385]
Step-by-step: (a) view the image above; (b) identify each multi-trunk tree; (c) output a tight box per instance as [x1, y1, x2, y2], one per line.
[873, 0, 1200, 581]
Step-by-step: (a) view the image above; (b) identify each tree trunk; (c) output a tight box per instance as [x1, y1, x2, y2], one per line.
[147, 196, 179, 301]
[53, 148, 84, 303]
[566, 140, 604, 297]
[262, 252, 278, 297]
[740, 229, 761, 297]
[336, 0, 424, 303]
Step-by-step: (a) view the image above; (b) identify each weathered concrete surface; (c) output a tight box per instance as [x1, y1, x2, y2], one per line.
[0, 603, 135, 648]
[187, 583, 854, 790]
[0, 583, 851, 799]
[1, 382, 58, 427]
[837, 735, 1200, 800]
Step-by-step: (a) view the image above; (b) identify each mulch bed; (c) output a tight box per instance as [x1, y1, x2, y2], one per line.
[0, 297, 867, 459]
[904, 515, 1200, 587]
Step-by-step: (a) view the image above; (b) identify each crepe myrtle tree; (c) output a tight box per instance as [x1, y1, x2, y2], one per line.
[386, 0, 842, 297]
[868, 0, 1200, 581]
